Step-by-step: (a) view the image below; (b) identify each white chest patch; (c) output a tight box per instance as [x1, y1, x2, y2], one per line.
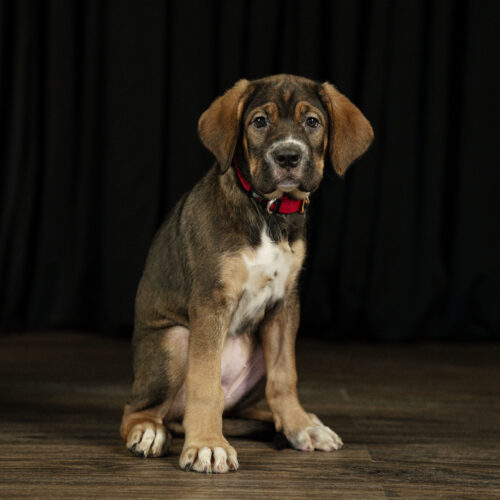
[228, 231, 298, 336]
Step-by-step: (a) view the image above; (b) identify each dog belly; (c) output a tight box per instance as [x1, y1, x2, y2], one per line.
[166, 332, 265, 420]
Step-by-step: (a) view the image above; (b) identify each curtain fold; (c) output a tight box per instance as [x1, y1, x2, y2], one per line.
[1, 0, 499, 339]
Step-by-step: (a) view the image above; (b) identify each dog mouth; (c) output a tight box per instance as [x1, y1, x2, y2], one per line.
[276, 176, 301, 192]
[256, 158, 317, 199]
[263, 175, 310, 200]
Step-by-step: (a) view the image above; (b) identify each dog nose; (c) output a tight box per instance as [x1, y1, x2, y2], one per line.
[273, 147, 302, 168]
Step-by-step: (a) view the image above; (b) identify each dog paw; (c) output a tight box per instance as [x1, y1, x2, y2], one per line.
[286, 414, 343, 452]
[179, 439, 239, 473]
[126, 421, 171, 458]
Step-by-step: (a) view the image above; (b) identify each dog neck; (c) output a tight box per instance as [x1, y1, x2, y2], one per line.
[215, 162, 306, 246]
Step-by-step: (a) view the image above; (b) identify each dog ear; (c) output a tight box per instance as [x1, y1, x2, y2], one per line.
[198, 79, 251, 173]
[318, 82, 374, 177]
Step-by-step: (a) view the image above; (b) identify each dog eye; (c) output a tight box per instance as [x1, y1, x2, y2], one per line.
[253, 116, 268, 129]
[305, 116, 320, 128]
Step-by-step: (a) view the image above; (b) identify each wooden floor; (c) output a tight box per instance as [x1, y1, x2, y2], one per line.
[0, 333, 499, 499]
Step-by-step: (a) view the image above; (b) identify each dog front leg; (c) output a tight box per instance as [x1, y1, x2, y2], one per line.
[179, 303, 238, 473]
[260, 295, 343, 452]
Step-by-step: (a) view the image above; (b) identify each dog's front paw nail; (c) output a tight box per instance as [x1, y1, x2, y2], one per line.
[126, 422, 170, 458]
[309, 425, 343, 451]
[289, 430, 314, 451]
[287, 415, 343, 452]
[179, 442, 238, 473]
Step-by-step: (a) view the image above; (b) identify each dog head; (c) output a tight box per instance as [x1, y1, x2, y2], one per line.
[199, 74, 374, 200]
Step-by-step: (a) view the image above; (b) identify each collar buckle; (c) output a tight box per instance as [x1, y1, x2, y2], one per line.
[266, 198, 281, 214]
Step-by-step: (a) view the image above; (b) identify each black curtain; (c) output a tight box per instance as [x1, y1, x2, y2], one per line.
[1, 0, 499, 340]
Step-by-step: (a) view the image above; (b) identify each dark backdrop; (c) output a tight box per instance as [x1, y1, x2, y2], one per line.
[1, 0, 499, 340]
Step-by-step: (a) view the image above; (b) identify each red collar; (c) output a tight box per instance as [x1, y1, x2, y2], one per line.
[233, 160, 309, 215]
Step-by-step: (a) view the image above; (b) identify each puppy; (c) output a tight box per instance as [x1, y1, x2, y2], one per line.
[120, 74, 373, 473]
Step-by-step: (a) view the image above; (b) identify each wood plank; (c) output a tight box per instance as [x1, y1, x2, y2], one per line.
[0, 333, 499, 498]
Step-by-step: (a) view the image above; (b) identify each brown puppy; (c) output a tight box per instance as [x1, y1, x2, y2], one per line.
[120, 74, 373, 473]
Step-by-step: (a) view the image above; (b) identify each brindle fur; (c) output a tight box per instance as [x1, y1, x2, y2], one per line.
[121, 74, 373, 472]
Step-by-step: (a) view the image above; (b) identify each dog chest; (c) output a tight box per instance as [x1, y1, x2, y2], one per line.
[227, 231, 303, 336]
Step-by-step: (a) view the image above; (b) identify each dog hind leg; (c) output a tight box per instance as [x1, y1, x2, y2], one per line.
[120, 325, 189, 458]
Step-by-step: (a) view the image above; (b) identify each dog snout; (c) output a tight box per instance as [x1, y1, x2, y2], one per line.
[272, 147, 302, 169]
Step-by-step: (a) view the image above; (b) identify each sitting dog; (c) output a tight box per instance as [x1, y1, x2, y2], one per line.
[120, 74, 373, 473]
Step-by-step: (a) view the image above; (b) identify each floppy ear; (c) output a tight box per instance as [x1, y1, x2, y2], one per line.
[198, 79, 251, 172]
[318, 82, 374, 177]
